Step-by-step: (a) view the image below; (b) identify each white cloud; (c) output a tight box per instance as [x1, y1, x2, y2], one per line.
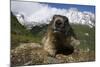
[11, 1, 95, 28]
[11, 1, 47, 16]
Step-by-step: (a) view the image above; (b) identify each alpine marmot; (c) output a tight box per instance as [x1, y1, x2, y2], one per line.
[42, 15, 80, 56]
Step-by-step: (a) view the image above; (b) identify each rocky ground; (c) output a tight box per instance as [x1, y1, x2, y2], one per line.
[11, 43, 95, 67]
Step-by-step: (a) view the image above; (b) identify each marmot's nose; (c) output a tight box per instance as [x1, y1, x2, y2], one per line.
[56, 20, 62, 26]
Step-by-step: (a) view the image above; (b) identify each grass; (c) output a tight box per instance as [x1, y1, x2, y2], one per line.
[11, 13, 43, 49]
[71, 24, 95, 51]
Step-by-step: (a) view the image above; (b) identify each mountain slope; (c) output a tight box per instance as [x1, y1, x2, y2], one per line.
[11, 12, 41, 49]
[11, 12, 28, 35]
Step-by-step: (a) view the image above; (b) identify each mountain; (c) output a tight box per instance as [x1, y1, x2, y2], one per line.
[14, 8, 95, 29]
[11, 12, 36, 49]
[11, 12, 27, 34]
[11, 1, 95, 28]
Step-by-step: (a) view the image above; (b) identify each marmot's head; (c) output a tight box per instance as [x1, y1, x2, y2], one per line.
[50, 15, 70, 34]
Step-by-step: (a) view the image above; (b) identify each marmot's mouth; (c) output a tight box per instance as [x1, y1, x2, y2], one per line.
[53, 28, 63, 33]
[54, 30, 60, 33]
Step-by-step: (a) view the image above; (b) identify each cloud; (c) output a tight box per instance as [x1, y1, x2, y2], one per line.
[11, 1, 95, 28]
[11, 1, 47, 16]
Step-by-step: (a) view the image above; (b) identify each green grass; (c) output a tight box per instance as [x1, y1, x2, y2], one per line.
[71, 24, 95, 51]
[11, 13, 43, 49]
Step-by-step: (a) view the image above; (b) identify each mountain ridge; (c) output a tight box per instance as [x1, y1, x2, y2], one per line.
[14, 8, 95, 29]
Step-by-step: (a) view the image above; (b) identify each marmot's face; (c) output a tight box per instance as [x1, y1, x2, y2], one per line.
[51, 15, 70, 33]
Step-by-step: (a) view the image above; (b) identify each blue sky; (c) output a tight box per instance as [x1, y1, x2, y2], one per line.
[42, 2, 95, 14]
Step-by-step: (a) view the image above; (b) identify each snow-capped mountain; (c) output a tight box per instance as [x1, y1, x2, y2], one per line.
[14, 8, 95, 29]
[11, 1, 95, 29]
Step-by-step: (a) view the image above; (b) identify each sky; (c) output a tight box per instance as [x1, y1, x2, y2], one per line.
[42, 2, 95, 14]
[11, 1, 95, 27]
[11, 1, 95, 14]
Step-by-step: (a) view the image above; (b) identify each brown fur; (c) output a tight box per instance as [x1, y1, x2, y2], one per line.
[42, 15, 80, 56]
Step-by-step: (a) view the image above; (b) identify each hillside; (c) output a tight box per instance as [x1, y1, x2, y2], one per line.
[11, 13, 28, 35]
[11, 13, 40, 49]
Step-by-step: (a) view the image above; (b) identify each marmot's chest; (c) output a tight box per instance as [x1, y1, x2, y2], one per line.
[51, 35, 66, 45]
[50, 33, 71, 45]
